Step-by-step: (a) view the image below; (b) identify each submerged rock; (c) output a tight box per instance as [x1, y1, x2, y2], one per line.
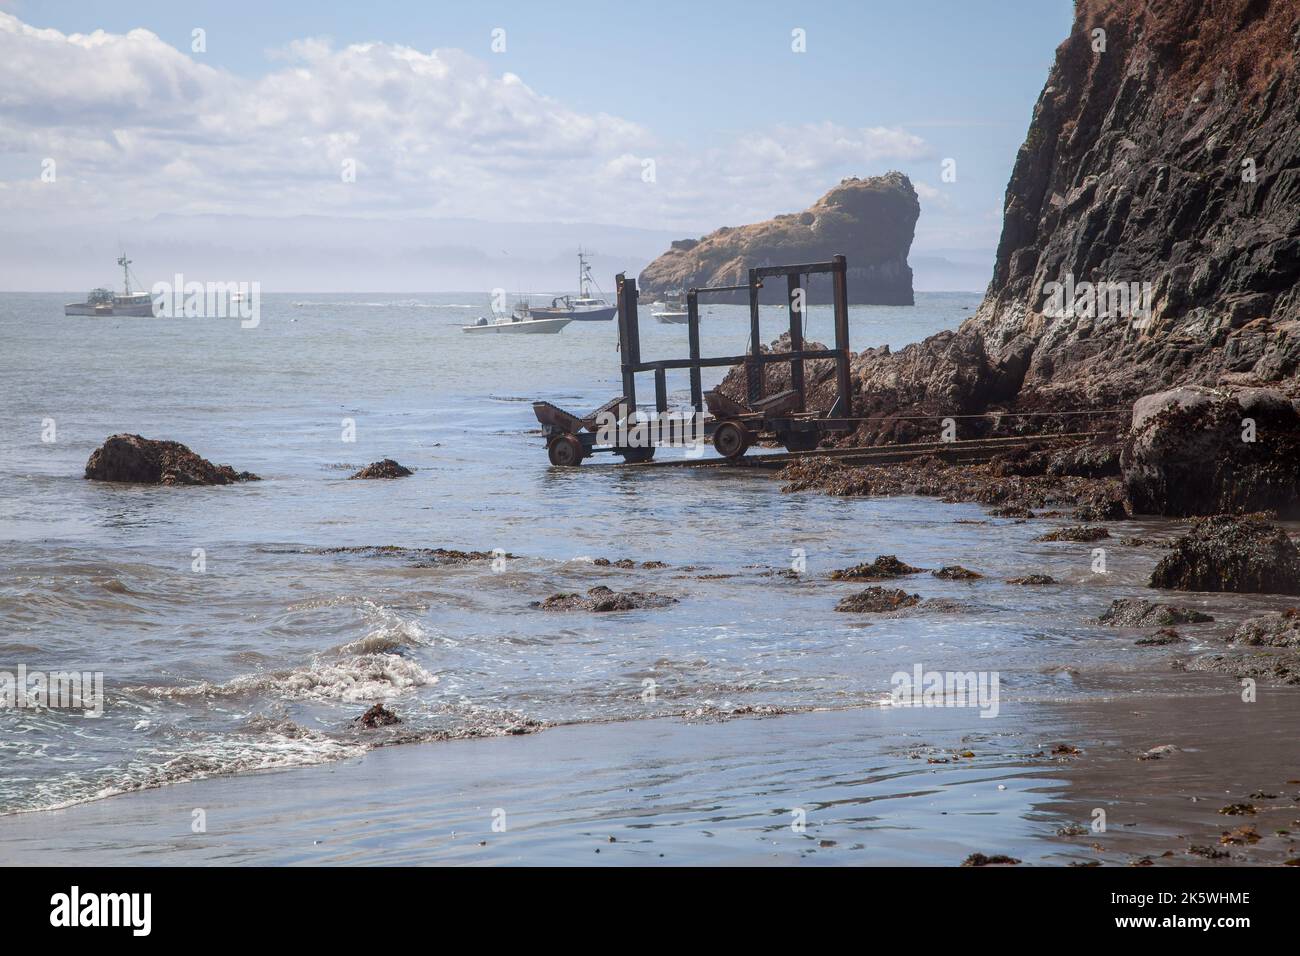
[84, 433, 259, 485]
[1098, 598, 1213, 628]
[830, 555, 924, 580]
[318, 545, 505, 566]
[592, 557, 670, 569]
[1139, 744, 1180, 760]
[349, 458, 413, 479]
[834, 587, 920, 613]
[1007, 574, 1056, 585]
[535, 586, 677, 612]
[1230, 609, 1300, 648]
[1148, 515, 1300, 594]
[1136, 628, 1185, 646]
[961, 853, 1020, 867]
[1038, 525, 1110, 543]
[1180, 652, 1300, 686]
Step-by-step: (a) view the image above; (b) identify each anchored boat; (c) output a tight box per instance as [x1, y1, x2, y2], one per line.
[463, 297, 572, 334]
[65, 255, 156, 317]
[652, 292, 689, 324]
[528, 249, 617, 322]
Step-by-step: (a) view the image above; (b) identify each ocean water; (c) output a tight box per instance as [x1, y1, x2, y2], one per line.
[0, 291, 1283, 814]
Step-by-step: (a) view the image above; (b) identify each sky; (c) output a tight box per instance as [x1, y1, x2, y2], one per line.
[0, 0, 1075, 291]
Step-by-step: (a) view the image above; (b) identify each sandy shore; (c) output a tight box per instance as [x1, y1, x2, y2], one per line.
[2, 683, 1296, 866]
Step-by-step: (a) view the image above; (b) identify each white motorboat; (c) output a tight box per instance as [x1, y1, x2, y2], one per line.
[652, 292, 689, 324]
[463, 299, 572, 334]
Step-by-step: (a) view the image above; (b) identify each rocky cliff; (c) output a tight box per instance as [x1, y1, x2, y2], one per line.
[840, 0, 1300, 443]
[638, 172, 918, 305]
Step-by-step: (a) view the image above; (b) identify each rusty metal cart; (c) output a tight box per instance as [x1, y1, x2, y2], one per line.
[533, 254, 857, 465]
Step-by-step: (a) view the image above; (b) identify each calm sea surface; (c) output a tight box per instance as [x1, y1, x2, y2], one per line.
[0, 291, 1279, 813]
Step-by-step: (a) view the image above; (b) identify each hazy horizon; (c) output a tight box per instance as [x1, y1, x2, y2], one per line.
[0, 0, 1071, 292]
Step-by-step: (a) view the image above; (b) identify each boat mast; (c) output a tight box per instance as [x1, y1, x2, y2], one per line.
[118, 254, 132, 296]
[578, 247, 589, 298]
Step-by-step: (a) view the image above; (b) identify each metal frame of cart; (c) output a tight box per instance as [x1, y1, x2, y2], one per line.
[533, 253, 856, 465]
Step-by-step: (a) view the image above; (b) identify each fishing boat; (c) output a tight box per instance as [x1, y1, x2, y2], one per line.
[65, 255, 156, 317]
[528, 249, 617, 322]
[463, 297, 572, 334]
[652, 292, 689, 324]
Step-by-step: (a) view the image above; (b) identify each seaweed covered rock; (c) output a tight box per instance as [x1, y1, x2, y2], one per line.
[1149, 516, 1300, 595]
[84, 434, 259, 485]
[355, 703, 401, 728]
[1121, 387, 1300, 517]
[1038, 525, 1110, 542]
[932, 565, 981, 580]
[1230, 609, 1300, 647]
[349, 458, 413, 479]
[834, 587, 920, 613]
[830, 555, 924, 580]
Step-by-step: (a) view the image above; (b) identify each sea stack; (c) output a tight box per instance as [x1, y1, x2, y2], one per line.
[638, 172, 919, 305]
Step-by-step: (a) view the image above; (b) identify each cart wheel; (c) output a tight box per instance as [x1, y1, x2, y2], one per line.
[780, 430, 820, 453]
[713, 420, 752, 459]
[619, 446, 655, 464]
[547, 434, 585, 467]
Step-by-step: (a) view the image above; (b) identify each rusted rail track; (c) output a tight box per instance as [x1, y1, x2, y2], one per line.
[587, 432, 1100, 471]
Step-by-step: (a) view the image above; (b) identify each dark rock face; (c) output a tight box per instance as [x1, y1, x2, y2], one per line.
[796, 1, 1300, 458]
[1121, 386, 1300, 516]
[639, 173, 918, 305]
[1097, 598, 1213, 627]
[84, 434, 259, 485]
[349, 459, 413, 479]
[1149, 515, 1300, 594]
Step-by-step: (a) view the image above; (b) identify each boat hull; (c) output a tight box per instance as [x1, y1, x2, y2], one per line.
[462, 317, 573, 334]
[64, 301, 157, 317]
[653, 312, 689, 324]
[528, 305, 616, 322]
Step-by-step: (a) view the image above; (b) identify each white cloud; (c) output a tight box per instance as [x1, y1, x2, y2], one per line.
[0, 12, 930, 233]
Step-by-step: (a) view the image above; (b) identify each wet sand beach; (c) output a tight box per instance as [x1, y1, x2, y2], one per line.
[3, 687, 1295, 866]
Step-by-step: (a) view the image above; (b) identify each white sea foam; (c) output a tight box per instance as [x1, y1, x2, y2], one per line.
[131, 603, 437, 703]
